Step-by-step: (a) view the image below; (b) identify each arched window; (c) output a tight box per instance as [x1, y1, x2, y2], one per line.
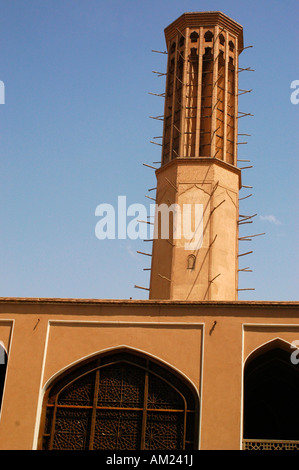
[204, 30, 213, 42]
[190, 31, 199, 43]
[0, 345, 7, 411]
[39, 350, 199, 450]
[219, 34, 225, 46]
[229, 40, 235, 52]
[243, 344, 299, 449]
[187, 254, 196, 270]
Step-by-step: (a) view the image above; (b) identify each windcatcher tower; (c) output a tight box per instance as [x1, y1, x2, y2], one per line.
[149, 12, 244, 301]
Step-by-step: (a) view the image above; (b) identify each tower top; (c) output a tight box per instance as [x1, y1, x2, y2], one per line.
[164, 11, 244, 51]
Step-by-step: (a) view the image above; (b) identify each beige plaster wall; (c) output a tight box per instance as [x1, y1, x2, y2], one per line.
[0, 299, 297, 450]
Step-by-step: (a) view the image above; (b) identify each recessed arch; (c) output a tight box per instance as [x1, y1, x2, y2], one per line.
[41, 345, 199, 397]
[39, 347, 199, 450]
[190, 31, 199, 43]
[244, 337, 296, 366]
[204, 30, 213, 42]
[187, 254, 196, 270]
[170, 41, 176, 54]
[219, 33, 225, 46]
[243, 340, 299, 443]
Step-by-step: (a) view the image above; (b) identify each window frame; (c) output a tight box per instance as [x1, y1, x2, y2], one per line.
[39, 350, 199, 450]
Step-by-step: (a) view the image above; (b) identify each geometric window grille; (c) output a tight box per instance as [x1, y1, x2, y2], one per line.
[39, 351, 199, 450]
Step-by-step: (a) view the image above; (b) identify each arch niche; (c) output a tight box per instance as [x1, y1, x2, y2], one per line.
[243, 339, 299, 442]
[39, 349, 199, 450]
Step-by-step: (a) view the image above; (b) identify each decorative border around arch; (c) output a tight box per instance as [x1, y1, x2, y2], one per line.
[37, 346, 200, 451]
[243, 337, 298, 366]
[32, 317, 204, 450]
[42, 345, 200, 397]
[240, 324, 299, 449]
[242, 338, 299, 445]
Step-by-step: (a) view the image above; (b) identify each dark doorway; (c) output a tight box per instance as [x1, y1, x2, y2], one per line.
[244, 347, 299, 440]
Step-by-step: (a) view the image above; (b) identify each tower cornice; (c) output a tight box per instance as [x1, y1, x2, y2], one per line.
[164, 11, 244, 51]
[155, 157, 242, 189]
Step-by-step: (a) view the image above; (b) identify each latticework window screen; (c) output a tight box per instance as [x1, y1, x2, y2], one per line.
[40, 352, 198, 450]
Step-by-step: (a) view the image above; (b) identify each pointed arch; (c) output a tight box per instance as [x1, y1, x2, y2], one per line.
[204, 30, 213, 42]
[244, 337, 296, 366]
[190, 31, 199, 43]
[39, 348, 199, 450]
[219, 33, 225, 46]
[243, 339, 299, 443]
[229, 40, 235, 52]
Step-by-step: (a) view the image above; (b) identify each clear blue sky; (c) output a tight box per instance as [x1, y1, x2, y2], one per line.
[0, 0, 298, 301]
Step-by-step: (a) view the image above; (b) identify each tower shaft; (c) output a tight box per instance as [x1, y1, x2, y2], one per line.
[149, 12, 243, 301]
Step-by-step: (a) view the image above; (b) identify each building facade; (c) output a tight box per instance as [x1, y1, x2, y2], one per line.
[0, 299, 298, 450]
[0, 12, 298, 451]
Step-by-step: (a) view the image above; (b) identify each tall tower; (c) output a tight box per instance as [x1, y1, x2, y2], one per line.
[149, 12, 244, 301]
